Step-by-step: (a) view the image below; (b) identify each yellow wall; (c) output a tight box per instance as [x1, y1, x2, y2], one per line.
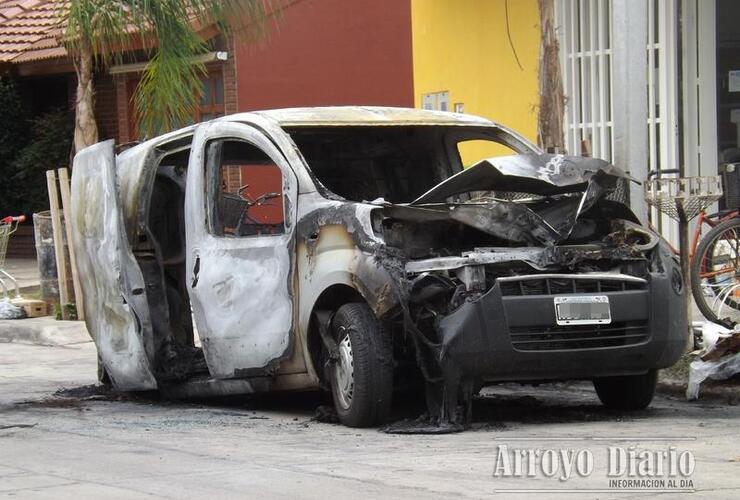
[411, 0, 540, 165]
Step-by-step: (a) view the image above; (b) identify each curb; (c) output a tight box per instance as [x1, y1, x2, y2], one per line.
[658, 380, 740, 403]
[0, 316, 91, 346]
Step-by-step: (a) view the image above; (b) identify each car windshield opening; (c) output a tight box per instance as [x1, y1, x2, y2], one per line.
[287, 126, 522, 203]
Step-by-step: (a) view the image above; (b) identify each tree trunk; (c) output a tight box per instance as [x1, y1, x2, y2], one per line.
[537, 0, 565, 152]
[72, 40, 98, 153]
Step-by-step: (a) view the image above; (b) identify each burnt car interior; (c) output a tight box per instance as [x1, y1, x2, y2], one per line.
[138, 142, 201, 380]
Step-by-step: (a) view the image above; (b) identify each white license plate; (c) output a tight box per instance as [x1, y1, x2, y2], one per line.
[554, 296, 611, 325]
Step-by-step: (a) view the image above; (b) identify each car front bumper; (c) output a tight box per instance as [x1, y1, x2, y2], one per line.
[436, 270, 687, 382]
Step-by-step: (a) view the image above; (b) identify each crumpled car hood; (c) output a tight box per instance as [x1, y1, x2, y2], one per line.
[411, 153, 634, 204]
[391, 154, 639, 246]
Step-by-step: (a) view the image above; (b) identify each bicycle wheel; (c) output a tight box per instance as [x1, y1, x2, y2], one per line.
[691, 217, 740, 324]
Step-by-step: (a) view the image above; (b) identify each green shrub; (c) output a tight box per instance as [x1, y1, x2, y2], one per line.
[0, 78, 30, 214]
[53, 302, 78, 321]
[0, 77, 73, 215]
[10, 109, 74, 214]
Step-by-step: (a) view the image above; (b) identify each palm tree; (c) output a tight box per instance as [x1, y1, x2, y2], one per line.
[62, 0, 271, 152]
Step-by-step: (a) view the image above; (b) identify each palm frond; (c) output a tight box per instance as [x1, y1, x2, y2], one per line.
[64, 0, 273, 137]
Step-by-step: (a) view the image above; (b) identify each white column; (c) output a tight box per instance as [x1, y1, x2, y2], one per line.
[682, 0, 699, 177]
[697, 0, 718, 175]
[612, 0, 649, 221]
[658, 0, 680, 244]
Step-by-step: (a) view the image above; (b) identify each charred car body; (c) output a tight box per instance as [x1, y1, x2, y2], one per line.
[71, 107, 686, 429]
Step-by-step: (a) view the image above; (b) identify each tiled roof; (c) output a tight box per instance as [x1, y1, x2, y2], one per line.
[0, 0, 67, 63]
[0, 0, 270, 66]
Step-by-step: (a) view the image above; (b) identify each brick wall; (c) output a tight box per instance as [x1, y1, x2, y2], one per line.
[223, 35, 238, 114]
[114, 75, 130, 144]
[93, 74, 119, 142]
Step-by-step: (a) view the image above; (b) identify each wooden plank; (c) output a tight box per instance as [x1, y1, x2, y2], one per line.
[57, 168, 85, 321]
[46, 170, 70, 318]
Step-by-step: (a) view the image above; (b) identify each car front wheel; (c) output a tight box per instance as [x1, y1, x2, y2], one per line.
[593, 370, 658, 410]
[329, 303, 393, 427]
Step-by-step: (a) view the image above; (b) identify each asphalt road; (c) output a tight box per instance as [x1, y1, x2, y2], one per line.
[1, 341, 738, 499]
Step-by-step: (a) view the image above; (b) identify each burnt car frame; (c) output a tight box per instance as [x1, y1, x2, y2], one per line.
[71, 107, 686, 429]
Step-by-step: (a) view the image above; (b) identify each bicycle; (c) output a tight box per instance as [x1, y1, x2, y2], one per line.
[645, 169, 740, 325]
[646, 169, 740, 325]
[690, 210, 740, 326]
[221, 184, 282, 237]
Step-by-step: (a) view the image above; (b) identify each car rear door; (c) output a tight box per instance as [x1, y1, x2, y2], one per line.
[70, 140, 157, 390]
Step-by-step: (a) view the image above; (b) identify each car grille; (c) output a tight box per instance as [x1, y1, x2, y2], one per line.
[499, 276, 646, 296]
[509, 321, 649, 351]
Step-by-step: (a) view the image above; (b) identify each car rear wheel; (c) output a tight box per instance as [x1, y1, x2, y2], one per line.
[329, 303, 393, 427]
[593, 370, 657, 410]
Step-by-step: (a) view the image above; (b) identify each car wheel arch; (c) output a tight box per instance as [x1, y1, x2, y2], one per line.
[305, 283, 366, 385]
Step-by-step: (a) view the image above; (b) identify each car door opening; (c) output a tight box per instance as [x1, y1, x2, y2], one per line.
[132, 143, 207, 382]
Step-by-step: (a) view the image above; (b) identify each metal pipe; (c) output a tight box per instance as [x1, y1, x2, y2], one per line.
[677, 205, 692, 347]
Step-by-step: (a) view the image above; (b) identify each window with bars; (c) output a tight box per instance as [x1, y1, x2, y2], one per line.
[646, 0, 679, 180]
[556, 0, 686, 243]
[556, 0, 682, 172]
[556, 0, 614, 162]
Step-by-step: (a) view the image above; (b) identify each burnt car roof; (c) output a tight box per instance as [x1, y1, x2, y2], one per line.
[246, 106, 498, 127]
[119, 106, 538, 164]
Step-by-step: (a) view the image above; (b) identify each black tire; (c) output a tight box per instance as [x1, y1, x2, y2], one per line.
[329, 303, 393, 427]
[691, 217, 740, 324]
[593, 370, 657, 410]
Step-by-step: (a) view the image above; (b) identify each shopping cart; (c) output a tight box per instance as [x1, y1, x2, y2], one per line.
[0, 215, 26, 299]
